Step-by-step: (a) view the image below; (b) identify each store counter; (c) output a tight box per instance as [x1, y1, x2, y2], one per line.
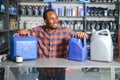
[1, 58, 120, 80]
[1, 58, 120, 68]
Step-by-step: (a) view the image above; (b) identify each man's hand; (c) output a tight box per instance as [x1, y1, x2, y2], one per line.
[19, 29, 30, 36]
[65, 67, 72, 73]
[75, 32, 89, 39]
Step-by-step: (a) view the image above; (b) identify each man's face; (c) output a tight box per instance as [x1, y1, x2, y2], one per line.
[45, 11, 59, 29]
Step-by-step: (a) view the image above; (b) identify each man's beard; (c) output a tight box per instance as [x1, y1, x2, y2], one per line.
[49, 26, 57, 29]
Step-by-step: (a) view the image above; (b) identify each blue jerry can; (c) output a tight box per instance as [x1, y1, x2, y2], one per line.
[68, 37, 87, 61]
[10, 33, 38, 61]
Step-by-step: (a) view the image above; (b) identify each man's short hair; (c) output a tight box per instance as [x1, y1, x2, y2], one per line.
[43, 9, 56, 20]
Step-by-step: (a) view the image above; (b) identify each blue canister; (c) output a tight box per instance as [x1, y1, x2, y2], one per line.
[0, 0, 6, 12]
[67, 7, 72, 16]
[10, 33, 38, 61]
[80, 8, 84, 16]
[58, 8, 62, 16]
[41, 6, 45, 16]
[53, 7, 58, 16]
[68, 37, 88, 61]
[33, 5, 39, 16]
[58, 7, 64, 16]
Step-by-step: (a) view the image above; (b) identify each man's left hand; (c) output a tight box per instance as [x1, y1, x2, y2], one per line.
[75, 32, 89, 39]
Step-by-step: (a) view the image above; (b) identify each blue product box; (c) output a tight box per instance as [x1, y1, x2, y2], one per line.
[78, 0, 90, 3]
[10, 34, 38, 61]
[68, 37, 87, 61]
[43, 0, 56, 2]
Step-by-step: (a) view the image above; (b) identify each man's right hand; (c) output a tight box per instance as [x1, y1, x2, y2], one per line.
[19, 29, 30, 36]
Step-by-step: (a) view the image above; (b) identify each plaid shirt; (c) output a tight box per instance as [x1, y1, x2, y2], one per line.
[31, 25, 75, 75]
[32, 25, 75, 58]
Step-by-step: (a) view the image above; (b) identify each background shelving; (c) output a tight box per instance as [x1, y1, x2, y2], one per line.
[0, 0, 9, 55]
[0, 0, 19, 56]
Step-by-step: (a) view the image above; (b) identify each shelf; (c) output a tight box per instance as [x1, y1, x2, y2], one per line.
[19, 0, 85, 4]
[0, 12, 8, 14]
[87, 2, 118, 4]
[9, 13, 17, 16]
[59, 17, 84, 20]
[19, 1, 43, 3]
[0, 30, 9, 33]
[86, 31, 117, 34]
[19, 15, 43, 17]
[20, 15, 84, 19]
[19, 1, 49, 6]
[86, 16, 118, 18]
[0, 47, 9, 53]
[9, 29, 18, 32]
[54, 1, 84, 4]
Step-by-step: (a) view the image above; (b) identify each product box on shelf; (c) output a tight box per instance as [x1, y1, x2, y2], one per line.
[43, 0, 56, 2]
[78, 0, 90, 3]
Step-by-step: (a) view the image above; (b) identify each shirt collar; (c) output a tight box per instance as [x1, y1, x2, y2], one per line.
[44, 26, 60, 34]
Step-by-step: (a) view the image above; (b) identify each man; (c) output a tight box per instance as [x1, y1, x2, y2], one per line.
[19, 9, 88, 80]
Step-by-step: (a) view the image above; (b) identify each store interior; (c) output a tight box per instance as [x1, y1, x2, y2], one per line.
[0, 0, 120, 80]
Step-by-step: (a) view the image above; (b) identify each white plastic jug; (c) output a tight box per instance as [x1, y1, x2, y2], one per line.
[90, 29, 113, 62]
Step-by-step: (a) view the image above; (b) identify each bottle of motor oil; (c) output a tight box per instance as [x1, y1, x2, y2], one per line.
[90, 28, 113, 62]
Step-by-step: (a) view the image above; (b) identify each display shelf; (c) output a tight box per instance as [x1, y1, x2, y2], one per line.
[0, 47, 9, 54]
[0, 0, 9, 55]
[0, 11, 8, 14]
[0, 30, 9, 32]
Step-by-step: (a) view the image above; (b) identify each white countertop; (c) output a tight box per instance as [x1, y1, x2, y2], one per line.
[1, 58, 120, 68]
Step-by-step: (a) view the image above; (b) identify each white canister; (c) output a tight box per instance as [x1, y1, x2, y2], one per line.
[16, 55, 23, 63]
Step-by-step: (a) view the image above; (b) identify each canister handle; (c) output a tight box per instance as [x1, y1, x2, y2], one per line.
[78, 37, 86, 47]
[13, 33, 33, 37]
[83, 37, 87, 47]
[96, 29, 111, 37]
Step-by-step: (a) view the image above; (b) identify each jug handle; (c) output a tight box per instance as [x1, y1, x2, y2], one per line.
[78, 37, 86, 47]
[78, 38, 82, 47]
[96, 29, 111, 37]
[83, 37, 87, 47]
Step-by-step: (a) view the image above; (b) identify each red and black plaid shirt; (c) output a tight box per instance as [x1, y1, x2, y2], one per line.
[31, 25, 75, 75]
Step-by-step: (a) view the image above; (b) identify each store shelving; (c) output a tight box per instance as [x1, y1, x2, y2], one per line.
[0, 0, 9, 55]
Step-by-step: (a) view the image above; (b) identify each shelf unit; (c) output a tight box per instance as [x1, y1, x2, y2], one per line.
[0, 0, 19, 58]
[9, 0, 19, 60]
[9, 0, 19, 32]
[0, 0, 9, 55]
